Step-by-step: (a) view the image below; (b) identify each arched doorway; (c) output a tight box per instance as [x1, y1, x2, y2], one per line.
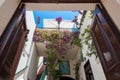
[60, 76, 75, 80]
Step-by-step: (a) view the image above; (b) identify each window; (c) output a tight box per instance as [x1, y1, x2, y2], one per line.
[59, 61, 70, 75]
[84, 60, 94, 80]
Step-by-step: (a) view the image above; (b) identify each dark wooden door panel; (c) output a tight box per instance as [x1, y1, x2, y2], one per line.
[84, 60, 94, 80]
[91, 4, 120, 80]
[0, 4, 28, 80]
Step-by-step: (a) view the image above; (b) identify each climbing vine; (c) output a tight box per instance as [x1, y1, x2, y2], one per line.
[81, 25, 97, 58]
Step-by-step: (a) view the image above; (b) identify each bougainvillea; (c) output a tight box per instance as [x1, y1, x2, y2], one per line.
[33, 29, 75, 55]
[33, 29, 81, 80]
[55, 16, 62, 24]
[32, 14, 82, 79]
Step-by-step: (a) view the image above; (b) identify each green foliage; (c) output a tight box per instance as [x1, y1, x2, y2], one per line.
[52, 69, 61, 80]
[75, 54, 84, 80]
[75, 11, 97, 80]
[79, 11, 87, 28]
[72, 38, 82, 48]
[39, 30, 81, 80]
[46, 51, 61, 80]
[89, 10, 94, 19]
[81, 25, 97, 58]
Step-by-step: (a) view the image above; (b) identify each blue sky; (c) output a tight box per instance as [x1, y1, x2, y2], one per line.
[33, 11, 79, 28]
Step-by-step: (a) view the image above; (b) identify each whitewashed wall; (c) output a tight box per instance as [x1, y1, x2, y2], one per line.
[15, 49, 29, 74]
[69, 49, 81, 79]
[25, 11, 36, 55]
[14, 50, 29, 80]
[79, 11, 106, 80]
[24, 43, 39, 80]
[0, 0, 20, 35]
[24, 11, 38, 80]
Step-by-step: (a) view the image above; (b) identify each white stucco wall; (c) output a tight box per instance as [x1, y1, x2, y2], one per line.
[24, 11, 38, 80]
[69, 49, 81, 79]
[0, 0, 20, 35]
[15, 50, 28, 74]
[24, 43, 39, 80]
[43, 19, 74, 31]
[15, 73, 24, 80]
[79, 11, 106, 80]
[25, 11, 36, 54]
[101, 0, 120, 30]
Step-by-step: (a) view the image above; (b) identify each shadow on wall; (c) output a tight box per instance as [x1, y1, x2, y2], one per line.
[60, 76, 75, 80]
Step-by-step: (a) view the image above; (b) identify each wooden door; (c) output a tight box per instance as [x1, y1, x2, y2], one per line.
[91, 4, 120, 80]
[84, 60, 94, 80]
[0, 4, 28, 80]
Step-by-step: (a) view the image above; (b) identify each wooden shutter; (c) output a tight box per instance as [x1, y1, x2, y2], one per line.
[0, 4, 28, 80]
[91, 4, 120, 80]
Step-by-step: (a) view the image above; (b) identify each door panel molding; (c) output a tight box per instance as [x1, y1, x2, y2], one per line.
[91, 4, 120, 80]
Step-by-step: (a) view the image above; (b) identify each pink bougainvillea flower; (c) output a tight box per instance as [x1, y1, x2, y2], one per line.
[45, 43, 49, 49]
[73, 31, 80, 39]
[55, 17, 62, 24]
[72, 16, 78, 22]
[33, 35, 39, 42]
[37, 16, 40, 24]
[63, 36, 71, 43]
[59, 47, 66, 55]
[37, 16, 40, 21]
